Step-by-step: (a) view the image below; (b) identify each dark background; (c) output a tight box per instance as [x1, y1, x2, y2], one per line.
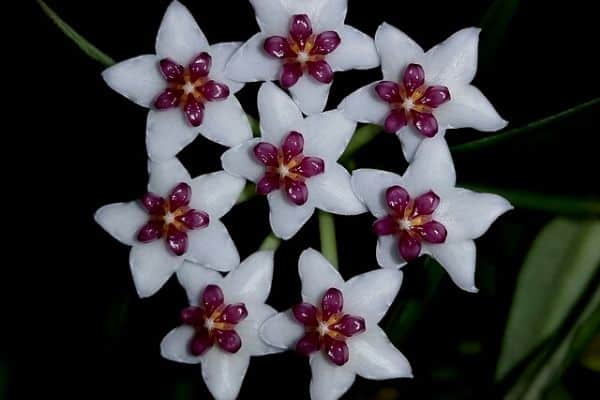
[7, 0, 598, 398]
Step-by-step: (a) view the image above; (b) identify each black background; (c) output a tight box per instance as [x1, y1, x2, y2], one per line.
[8, 0, 598, 398]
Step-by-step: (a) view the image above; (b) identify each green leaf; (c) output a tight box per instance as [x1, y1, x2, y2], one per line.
[37, 0, 115, 67]
[496, 218, 600, 380]
[579, 334, 600, 372]
[480, 0, 520, 66]
[259, 233, 281, 251]
[340, 124, 382, 165]
[318, 211, 338, 268]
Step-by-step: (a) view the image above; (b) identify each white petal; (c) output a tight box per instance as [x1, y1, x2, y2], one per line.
[236, 302, 280, 356]
[260, 310, 305, 350]
[327, 25, 379, 72]
[129, 241, 183, 297]
[222, 250, 274, 304]
[426, 240, 478, 292]
[376, 235, 407, 270]
[201, 347, 250, 400]
[309, 352, 355, 400]
[189, 171, 245, 219]
[160, 325, 202, 364]
[308, 163, 366, 215]
[280, 0, 347, 31]
[225, 33, 281, 83]
[221, 138, 265, 182]
[147, 157, 191, 197]
[258, 82, 303, 144]
[375, 23, 423, 81]
[187, 220, 240, 271]
[396, 126, 428, 162]
[292, 110, 356, 161]
[344, 269, 403, 324]
[155, 0, 209, 65]
[435, 84, 508, 131]
[176, 261, 223, 305]
[102, 55, 163, 108]
[146, 109, 198, 162]
[298, 248, 344, 304]
[402, 136, 456, 195]
[200, 97, 253, 147]
[268, 190, 315, 239]
[349, 326, 412, 380]
[434, 188, 513, 242]
[208, 42, 244, 93]
[249, 0, 290, 34]
[95, 201, 147, 245]
[420, 27, 480, 85]
[288, 75, 331, 115]
[338, 83, 389, 125]
[351, 169, 404, 217]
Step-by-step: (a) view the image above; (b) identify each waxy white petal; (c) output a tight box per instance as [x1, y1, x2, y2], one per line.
[129, 241, 183, 298]
[222, 250, 274, 304]
[146, 109, 198, 162]
[200, 97, 253, 148]
[298, 248, 344, 304]
[291, 110, 356, 161]
[221, 138, 266, 182]
[249, 0, 290, 34]
[260, 310, 305, 349]
[402, 136, 456, 195]
[209, 42, 245, 94]
[294, 0, 348, 31]
[349, 326, 412, 379]
[375, 22, 424, 81]
[426, 240, 478, 292]
[201, 347, 250, 400]
[268, 190, 315, 239]
[344, 269, 403, 324]
[95, 201, 148, 246]
[155, 0, 210, 65]
[309, 352, 355, 400]
[160, 325, 202, 364]
[308, 163, 366, 215]
[187, 220, 240, 271]
[225, 33, 281, 82]
[147, 157, 191, 197]
[102, 55, 164, 108]
[236, 302, 280, 356]
[258, 82, 303, 144]
[288, 75, 332, 115]
[338, 82, 389, 125]
[176, 261, 223, 306]
[351, 169, 404, 218]
[327, 25, 379, 72]
[396, 126, 429, 162]
[376, 235, 407, 270]
[189, 171, 245, 219]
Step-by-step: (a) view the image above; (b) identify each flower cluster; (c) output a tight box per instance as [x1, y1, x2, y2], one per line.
[95, 1, 511, 399]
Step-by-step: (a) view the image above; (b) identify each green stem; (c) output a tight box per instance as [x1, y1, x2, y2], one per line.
[259, 233, 281, 251]
[236, 183, 256, 204]
[340, 124, 382, 164]
[37, 0, 115, 67]
[318, 211, 338, 268]
[451, 97, 600, 153]
[464, 184, 600, 217]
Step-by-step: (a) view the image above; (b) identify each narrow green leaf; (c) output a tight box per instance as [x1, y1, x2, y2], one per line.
[340, 124, 382, 164]
[496, 218, 600, 380]
[318, 211, 338, 268]
[37, 0, 115, 67]
[480, 0, 520, 66]
[259, 233, 281, 251]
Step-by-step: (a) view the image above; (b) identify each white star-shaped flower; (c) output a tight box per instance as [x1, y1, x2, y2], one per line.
[161, 251, 279, 400]
[226, 0, 379, 115]
[102, 1, 252, 161]
[261, 248, 412, 400]
[351, 136, 513, 292]
[339, 23, 507, 160]
[221, 82, 366, 239]
[94, 157, 244, 297]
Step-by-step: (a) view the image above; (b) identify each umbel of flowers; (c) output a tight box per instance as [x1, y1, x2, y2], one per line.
[95, 0, 511, 399]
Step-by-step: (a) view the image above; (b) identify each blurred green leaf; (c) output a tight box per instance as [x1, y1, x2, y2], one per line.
[259, 232, 281, 251]
[318, 211, 338, 268]
[480, 0, 520, 66]
[580, 335, 600, 372]
[37, 0, 115, 67]
[496, 218, 600, 380]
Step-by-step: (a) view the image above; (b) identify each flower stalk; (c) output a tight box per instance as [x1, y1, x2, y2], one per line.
[318, 211, 338, 268]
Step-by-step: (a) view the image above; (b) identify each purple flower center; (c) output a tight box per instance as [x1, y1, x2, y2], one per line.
[253, 131, 325, 206]
[263, 14, 341, 88]
[292, 288, 366, 366]
[181, 284, 248, 355]
[136, 182, 209, 256]
[373, 185, 447, 262]
[154, 52, 230, 127]
[375, 63, 451, 137]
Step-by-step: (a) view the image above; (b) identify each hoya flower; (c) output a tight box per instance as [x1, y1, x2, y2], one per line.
[161, 251, 278, 400]
[339, 23, 507, 160]
[226, 0, 379, 115]
[351, 137, 513, 292]
[261, 248, 412, 400]
[94, 158, 244, 297]
[102, 1, 252, 161]
[221, 82, 365, 239]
